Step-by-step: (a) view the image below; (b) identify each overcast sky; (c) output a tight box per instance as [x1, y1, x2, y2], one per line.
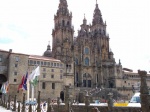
[0, 0, 150, 72]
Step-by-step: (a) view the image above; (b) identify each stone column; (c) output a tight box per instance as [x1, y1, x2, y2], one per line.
[107, 93, 113, 112]
[65, 85, 70, 112]
[84, 91, 90, 112]
[138, 70, 150, 112]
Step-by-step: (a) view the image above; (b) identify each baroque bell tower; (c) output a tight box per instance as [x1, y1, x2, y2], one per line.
[52, 0, 74, 85]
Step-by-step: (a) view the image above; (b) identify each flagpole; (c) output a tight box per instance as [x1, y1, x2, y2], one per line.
[31, 85, 34, 101]
[27, 80, 29, 101]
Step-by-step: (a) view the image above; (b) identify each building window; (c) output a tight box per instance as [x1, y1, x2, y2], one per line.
[60, 74, 63, 79]
[54, 63, 56, 67]
[88, 80, 91, 87]
[15, 56, 19, 62]
[41, 62, 43, 66]
[75, 58, 78, 65]
[84, 57, 89, 66]
[42, 82, 46, 89]
[52, 83, 55, 89]
[48, 62, 50, 66]
[15, 64, 18, 67]
[62, 20, 65, 26]
[14, 72, 17, 75]
[37, 61, 40, 65]
[14, 79, 17, 82]
[51, 69, 54, 72]
[84, 47, 89, 54]
[60, 70, 63, 73]
[34, 61, 36, 65]
[60, 64, 63, 68]
[83, 80, 86, 87]
[43, 74, 46, 78]
[57, 63, 59, 67]
[0, 55, 2, 62]
[96, 74, 98, 83]
[51, 74, 54, 78]
[30, 60, 33, 65]
[43, 68, 46, 72]
[44, 62, 47, 66]
[51, 63, 53, 67]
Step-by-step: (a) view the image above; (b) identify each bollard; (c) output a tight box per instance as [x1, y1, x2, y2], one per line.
[12, 95, 17, 111]
[51, 104, 55, 112]
[5, 96, 8, 109]
[0, 98, 2, 106]
[1, 97, 3, 107]
[29, 104, 32, 112]
[3, 94, 5, 108]
[22, 93, 26, 112]
[36, 91, 41, 112]
[47, 98, 51, 112]
[18, 102, 20, 112]
[57, 97, 61, 112]
[7, 95, 11, 110]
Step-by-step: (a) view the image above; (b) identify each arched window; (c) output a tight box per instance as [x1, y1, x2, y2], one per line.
[84, 57, 89, 66]
[62, 20, 65, 26]
[103, 30, 105, 35]
[75, 58, 78, 65]
[99, 29, 101, 34]
[84, 47, 89, 55]
[67, 21, 70, 26]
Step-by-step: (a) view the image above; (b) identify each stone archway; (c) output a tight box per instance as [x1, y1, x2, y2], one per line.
[0, 74, 7, 97]
[60, 91, 64, 102]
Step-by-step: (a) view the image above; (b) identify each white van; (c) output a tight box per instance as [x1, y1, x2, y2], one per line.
[127, 92, 141, 107]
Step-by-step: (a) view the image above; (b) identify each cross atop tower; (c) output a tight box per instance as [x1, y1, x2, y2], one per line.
[96, 0, 97, 4]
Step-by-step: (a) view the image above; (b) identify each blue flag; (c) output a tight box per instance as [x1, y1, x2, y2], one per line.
[23, 72, 28, 90]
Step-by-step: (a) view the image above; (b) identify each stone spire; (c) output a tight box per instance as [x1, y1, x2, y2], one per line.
[59, 0, 68, 8]
[83, 14, 87, 25]
[57, 0, 69, 16]
[92, 1, 103, 25]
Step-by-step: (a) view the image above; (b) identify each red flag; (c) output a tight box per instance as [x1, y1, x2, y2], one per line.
[18, 75, 25, 90]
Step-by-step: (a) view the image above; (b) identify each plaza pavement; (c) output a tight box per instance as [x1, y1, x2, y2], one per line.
[0, 106, 12, 112]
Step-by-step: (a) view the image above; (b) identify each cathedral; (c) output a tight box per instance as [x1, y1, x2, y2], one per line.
[1, 0, 148, 101]
[44, 0, 123, 89]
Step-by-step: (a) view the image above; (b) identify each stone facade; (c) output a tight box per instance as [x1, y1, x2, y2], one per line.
[1, 0, 150, 102]
[28, 55, 65, 100]
[50, 0, 150, 100]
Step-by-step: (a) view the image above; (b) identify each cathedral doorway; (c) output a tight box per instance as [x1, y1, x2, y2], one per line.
[60, 91, 64, 102]
[83, 73, 92, 87]
[109, 81, 114, 88]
